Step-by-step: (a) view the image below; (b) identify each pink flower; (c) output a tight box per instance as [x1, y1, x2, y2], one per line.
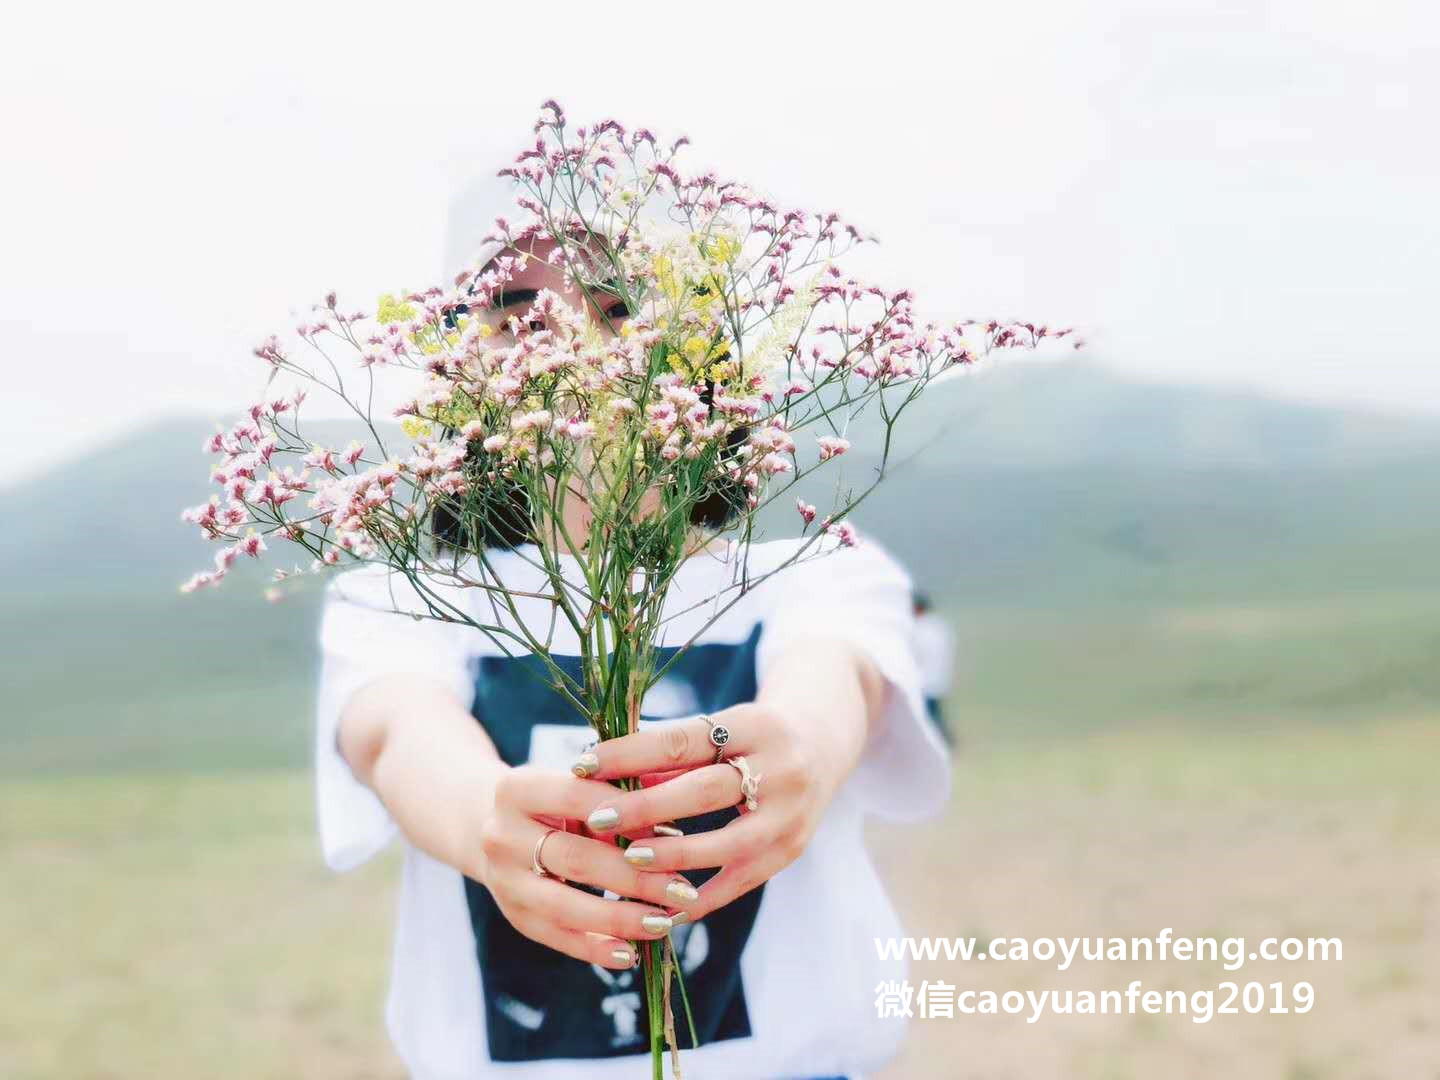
[434, 471, 468, 495]
[343, 440, 365, 466]
[181, 497, 220, 532]
[180, 571, 218, 593]
[258, 475, 291, 506]
[661, 384, 701, 410]
[748, 422, 795, 456]
[558, 418, 596, 441]
[238, 531, 266, 558]
[511, 409, 553, 434]
[816, 436, 850, 461]
[304, 445, 339, 472]
[819, 516, 858, 547]
[483, 434, 508, 454]
[252, 335, 285, 366]
[796, 499, 816, 526]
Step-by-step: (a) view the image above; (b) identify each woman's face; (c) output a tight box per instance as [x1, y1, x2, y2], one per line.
[474, 235, 633, 344]
[473, 236, 660, 545]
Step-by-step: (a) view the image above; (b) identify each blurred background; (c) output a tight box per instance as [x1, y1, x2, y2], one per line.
[2, 2, 1437, 1078]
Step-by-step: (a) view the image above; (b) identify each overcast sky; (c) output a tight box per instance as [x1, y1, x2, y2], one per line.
[2, 0, 1435, 486]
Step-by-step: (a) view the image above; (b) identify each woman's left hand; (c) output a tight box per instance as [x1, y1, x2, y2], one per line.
[570, 643, 886, 920]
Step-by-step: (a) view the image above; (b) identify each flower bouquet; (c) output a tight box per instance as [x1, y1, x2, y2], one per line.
[181, 100, 1071, 1077]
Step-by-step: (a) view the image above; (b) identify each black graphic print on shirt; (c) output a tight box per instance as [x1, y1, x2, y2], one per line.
[463, 626, 765, 1062]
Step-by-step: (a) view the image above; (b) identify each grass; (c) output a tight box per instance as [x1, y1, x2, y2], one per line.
[5, 445, 1439, 1076]
[945, 596, 1440, 742]
[0, 773, 403, 1080]
[2, 722, 1436, 1079]
[873, 721, 1440, 1080]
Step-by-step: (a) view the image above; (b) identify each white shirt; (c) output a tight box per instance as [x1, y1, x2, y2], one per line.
[314, 533, 950, 1080]
[912, 612, 956, 699]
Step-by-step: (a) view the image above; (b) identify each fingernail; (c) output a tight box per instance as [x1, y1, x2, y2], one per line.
[666, 880, 699, 904]
[653, 822, 684, 838]
[587, 807, 620, 831]
[624, 845, 655, 867]
[611, 947, 634, 966]
[572, 752, 599, 778]
[642, 914, 673, 935]
[669, 911, 691, 926]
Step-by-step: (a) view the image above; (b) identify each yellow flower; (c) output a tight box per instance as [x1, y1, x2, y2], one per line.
[652, 254, 686, 307]
[401, 416, 434, 439]
[477, 323, 494, 338]
[707, 234, 739, 265]
[376, 293, 416, 325]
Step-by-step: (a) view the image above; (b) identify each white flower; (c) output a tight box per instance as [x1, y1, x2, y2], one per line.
[741, 268, 824, 389]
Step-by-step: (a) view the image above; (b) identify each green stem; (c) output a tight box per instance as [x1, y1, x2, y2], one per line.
[649, 939, 665, 1078]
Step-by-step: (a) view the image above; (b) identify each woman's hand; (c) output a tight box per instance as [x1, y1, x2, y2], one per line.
[568, 641, 887, 921]
[339, 674, 701, 972]
[473, 765, 706, 969]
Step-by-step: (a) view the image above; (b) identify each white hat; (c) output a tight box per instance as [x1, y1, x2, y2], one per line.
[443, 172, 517, 280]
[443, 171, 634, 284]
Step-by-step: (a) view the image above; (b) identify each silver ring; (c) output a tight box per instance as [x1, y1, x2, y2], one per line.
[703, 713, 731, 763]
[532, 828, 560, 878]
[724, 755, 761, 812]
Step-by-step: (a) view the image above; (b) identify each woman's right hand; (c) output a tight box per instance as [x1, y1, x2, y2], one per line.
[475, 764, 702, 969]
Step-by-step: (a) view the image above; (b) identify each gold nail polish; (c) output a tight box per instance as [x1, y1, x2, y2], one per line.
[572, 752, 599, 778]
[653, 822, 684, 838]
[666, 880, 699, 903]
[641, 914, 673, 935]
[611, 948, 633, 966]
[669, 911, 691, 926]
[624, 845, 655, 866]
[587, 807, 620, 831]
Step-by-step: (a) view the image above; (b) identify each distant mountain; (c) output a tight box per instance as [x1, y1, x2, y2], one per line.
[2, 362, 1435, 600]
[0, 417, 392, 599]
[835, 359, 1440, 469]
[3, 364, 1437, 774]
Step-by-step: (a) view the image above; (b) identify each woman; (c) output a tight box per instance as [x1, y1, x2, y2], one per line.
[314, 235, 951, 1079]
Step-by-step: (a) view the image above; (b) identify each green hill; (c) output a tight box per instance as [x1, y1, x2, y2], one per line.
[3, 364, 1437, 773]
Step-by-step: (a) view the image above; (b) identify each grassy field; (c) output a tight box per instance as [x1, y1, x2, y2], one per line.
[0, 772, 403, 1080]
[874, 720, 1440, 1080]
[2, 721, 1436, 1080]
[4, 401, 1438, 1077]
